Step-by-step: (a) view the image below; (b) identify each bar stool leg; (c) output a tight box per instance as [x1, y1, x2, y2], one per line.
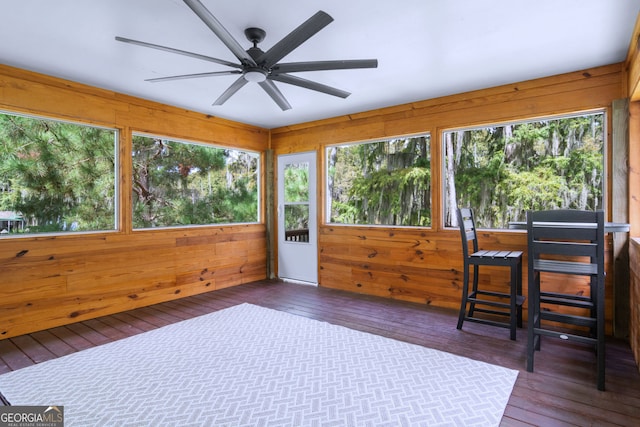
[597, 275, 605, 391]
[527, 272, 541, 372]
[516, 259, 523, 328]
[509, 263, 517, 340]
[468, 264, 479, 317]
[457, 262, 470, 330]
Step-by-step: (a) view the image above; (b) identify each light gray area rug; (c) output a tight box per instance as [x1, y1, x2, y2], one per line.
[0, 304, 517, 426]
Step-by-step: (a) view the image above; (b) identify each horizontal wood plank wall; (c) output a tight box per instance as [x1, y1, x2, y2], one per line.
[271, 63, 625, 335]
[0, 64, 269, 339]
[627, 18, 640, 362]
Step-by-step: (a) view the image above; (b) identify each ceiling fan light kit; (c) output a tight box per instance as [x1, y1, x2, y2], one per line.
[243, 69, 267, 83]
[116, 0, 377, 111]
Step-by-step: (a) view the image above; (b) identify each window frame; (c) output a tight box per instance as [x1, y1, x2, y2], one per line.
[131, 132, 261, 231]
[0, 109, 119, 238]
[324, 132, 432, 228]
[441, 109, 608, 230]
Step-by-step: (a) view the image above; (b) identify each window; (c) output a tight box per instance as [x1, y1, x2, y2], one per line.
[0, 112, 117, 235]
[326, 134, 431, 226]
[443, 111, 605, 229]
[132, 134, 259, 228]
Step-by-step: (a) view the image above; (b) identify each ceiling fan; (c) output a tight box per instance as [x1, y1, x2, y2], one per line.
[116, 0, 378, 111]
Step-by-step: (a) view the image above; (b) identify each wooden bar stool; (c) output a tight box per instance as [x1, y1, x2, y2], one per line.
[456, 208, 525, 340]
[526, 209, 606, 390]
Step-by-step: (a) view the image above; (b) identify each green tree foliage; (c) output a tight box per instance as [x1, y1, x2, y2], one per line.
[446, 113, 604, 228]
[283, 162, 309, 231]
[0, 113, 116, 233]
[132, 135, 258, 228]
[0, 115, 258, 235]
[327, 135, 431, 226]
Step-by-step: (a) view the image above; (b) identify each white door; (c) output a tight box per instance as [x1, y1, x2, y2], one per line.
[277, 152, 318, 284]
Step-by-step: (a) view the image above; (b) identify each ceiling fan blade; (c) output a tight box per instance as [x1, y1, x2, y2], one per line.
[269, 74, 350, 98]
[115, 36, 241, 69]
[213, 76, 249, 106]
[272, 59, 378, 74]
[146, 70, 241, 83]
[183, 0, 257, 67]
[258, 80, 292, 111]
[257, 11, 333, 68]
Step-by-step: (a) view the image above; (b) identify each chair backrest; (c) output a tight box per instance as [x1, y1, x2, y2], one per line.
[457, 208, 479, 258]
[527, 209, 605, 273]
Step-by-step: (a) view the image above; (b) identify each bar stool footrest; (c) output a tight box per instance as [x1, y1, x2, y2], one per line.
[540, 292, 594, 309]
[533, 327, 598, 346]
[539, 311, 597, 328]
[470, 307, 511, 317]
[464, 316, 513, 330]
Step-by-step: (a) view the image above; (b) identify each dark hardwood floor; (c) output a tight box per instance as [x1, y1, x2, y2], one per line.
[0, 279, 639, 426]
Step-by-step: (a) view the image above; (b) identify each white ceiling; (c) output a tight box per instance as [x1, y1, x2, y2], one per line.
[1, 0, 639, 129]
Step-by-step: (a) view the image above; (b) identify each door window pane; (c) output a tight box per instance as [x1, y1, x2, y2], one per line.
[283, 162, 310, 243]
[284, 204, 310, 243]
[284, 162, 309, 202]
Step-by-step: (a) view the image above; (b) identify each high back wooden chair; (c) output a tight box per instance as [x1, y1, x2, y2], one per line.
[526, 209, 606, 390]
[456, 208, 524, 340]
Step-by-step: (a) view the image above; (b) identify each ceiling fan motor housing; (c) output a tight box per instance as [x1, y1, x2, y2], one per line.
[243, 38, 269, 82]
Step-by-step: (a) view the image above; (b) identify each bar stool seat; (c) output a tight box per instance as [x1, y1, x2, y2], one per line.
[456, 208, 525, 340]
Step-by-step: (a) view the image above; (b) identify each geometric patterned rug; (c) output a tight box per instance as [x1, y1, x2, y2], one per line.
[0, 304, 517, 426]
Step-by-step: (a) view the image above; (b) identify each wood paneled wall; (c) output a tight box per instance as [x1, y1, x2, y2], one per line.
[0, 65, 269, 339]
[0, 60, 630, 340]
[271, 63, 625, 334]
[626, 13, 640, 367]
[626, 13, 640, 101]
